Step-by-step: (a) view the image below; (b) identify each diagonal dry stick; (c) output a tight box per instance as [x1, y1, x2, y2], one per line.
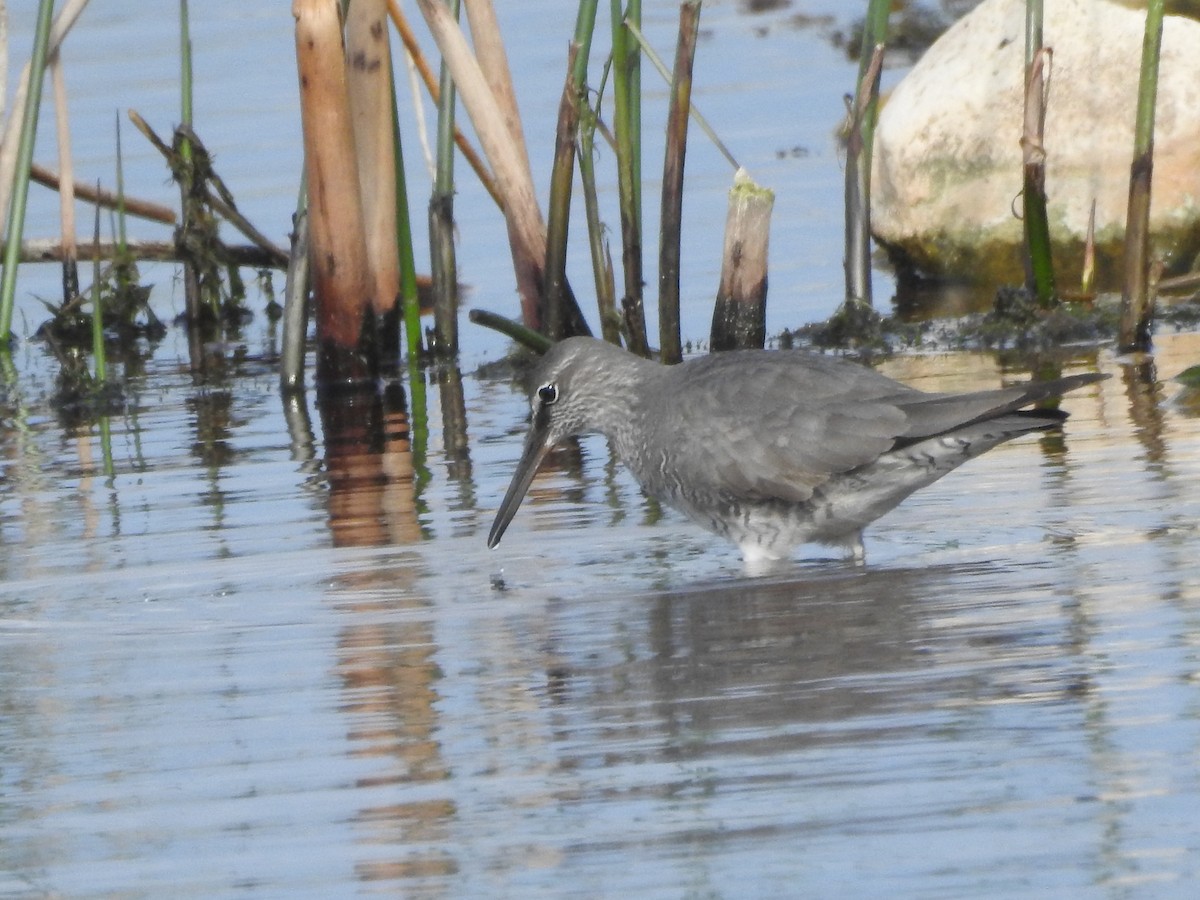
[29, 164, 176, 225]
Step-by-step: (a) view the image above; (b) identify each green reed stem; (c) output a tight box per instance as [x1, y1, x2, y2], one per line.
[624, 17, 738, 171]
[0, 0, 57, 343]
[578, 102, 620, 345]
[178, 0, 207, 321]
[90, 188, 107, 384]
[114, 112, 128, 256]
[407, 357, 431, 516]
[429, 0, 461, 357]
[390, 60, 423, 362]
[657, 0, 700, 366]
[545, 0, 599, 341]
[610, 0, 648, 356]
[180, 0, 193, 158]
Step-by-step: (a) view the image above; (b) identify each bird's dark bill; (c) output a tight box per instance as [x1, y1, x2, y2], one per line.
[488, 431, 552, 549]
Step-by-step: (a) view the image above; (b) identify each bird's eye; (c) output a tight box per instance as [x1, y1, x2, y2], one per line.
[537, 383, 559, 405]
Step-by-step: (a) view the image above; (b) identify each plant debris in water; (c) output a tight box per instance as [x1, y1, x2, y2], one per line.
[788, 285, 1197, 356]
[36, 257, 165, 348]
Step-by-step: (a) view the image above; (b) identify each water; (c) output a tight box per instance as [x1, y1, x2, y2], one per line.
[3, 2, 1200, 897]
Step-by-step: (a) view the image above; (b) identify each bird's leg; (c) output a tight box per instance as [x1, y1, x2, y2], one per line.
[847, 531, 866, 566]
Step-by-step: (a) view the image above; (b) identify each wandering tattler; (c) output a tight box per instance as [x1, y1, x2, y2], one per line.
[488, 337, 1104, 561]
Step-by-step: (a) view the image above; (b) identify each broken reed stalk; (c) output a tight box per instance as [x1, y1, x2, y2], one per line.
[658, 0, 700, 366]
[415, 0, 545, 330]
[464, 0, 533, 186]
[578, 91, 621, 345]
[843, 0, 888, 312]
[0, 0, 89, 244]
[49, 48, 78, 303]
[610, 0, 648, 357]
[428, 0, 461, 357]
[461, 0, 548, 332]
[467, 308, 552, 354]
[293, 0, 376, 381]
[1118, 0, 1164, 353]
[710, 170, 773, 352]
[128, 111, 289, 266]
[415, 0, 590, 338]
[1021, 2, 1055, 307]
[0, 0, 56, 343]
[386, 0, 501, 208]
[347, 0, 401, 332]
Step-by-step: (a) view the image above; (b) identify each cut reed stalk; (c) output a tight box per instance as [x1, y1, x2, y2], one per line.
[658, 0, 700, 366]
[710, 170, 773, 352]
[293, 0, 376, 380]
[347, 0, 400, 324]
[1118, 0, 1164, 353]
[0, 0, 56, 343]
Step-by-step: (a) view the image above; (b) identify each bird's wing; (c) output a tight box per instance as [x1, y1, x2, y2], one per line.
[653, 355, 1099, 505]
[891, 372, 1103, 441]
[653, 352, 914, 504]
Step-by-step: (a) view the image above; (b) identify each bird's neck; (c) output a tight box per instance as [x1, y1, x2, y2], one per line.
[581, 356, 660, 460]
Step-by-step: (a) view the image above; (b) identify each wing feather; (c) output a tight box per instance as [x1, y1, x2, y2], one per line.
[642, 352, 1099, 505]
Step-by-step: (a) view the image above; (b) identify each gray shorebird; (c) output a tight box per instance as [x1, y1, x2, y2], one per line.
[488, 337, 1104, 562]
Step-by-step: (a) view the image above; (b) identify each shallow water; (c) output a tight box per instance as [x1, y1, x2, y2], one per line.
[4, 331, 1200, 897]
[3, 1, 1200, 897]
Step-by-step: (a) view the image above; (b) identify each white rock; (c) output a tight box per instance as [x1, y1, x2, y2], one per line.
[872, 0, 1200, 287]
